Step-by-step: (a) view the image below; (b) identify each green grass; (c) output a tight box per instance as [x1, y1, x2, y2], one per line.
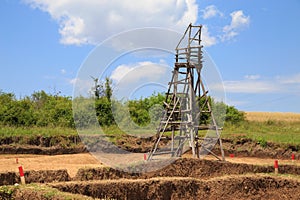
[221, 120, 300, 146]
[0, 184, 94, 200]
[1, 120, 299, 147]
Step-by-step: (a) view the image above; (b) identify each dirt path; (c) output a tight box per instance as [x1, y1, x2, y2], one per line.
[0, 153, 102, 177]
[0, 153, 299, 178]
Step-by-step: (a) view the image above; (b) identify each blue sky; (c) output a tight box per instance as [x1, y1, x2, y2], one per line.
[1, 0, 300, 112]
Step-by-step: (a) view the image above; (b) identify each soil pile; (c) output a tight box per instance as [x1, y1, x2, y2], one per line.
[52, 175, 300, 200]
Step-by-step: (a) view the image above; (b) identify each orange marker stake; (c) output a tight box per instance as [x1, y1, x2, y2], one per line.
[16, 158, 18, 164]
[274, 160, 279, 175]
[144, 153, 147, 161]
[292, 153, 295, 163]
[18, 166, 26, 184]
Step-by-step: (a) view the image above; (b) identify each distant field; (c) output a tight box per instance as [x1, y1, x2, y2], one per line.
[222, 112, 300, 146]
[245, 111, 300, 122]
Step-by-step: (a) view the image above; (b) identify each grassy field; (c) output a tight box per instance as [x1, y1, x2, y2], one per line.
[245, 111, 300, 122]
[222, 121, 300, 145]
[0, 112, 299, 146]
[221, 111, 300, 146]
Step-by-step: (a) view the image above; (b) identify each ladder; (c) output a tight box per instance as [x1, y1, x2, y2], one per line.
[148, 24, 225, 161]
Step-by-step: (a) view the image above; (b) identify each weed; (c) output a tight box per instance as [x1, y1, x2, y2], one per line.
[0, 186, 14, 199]
[257, 138, 268, 148]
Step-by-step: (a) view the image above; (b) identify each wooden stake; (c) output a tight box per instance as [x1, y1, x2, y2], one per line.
[18, 166, 26, 184]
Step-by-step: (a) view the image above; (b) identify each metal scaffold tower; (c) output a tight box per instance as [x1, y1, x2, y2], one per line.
[148, 24, 225, 161]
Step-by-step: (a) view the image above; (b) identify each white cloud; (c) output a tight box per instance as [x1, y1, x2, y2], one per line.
[68, 78, 78, 85]
[24, 0, 198, 46]
[223, 80, 278, 93]
[111, 61, 169, 83]
[201, 5, 223, 19]
[222, 10, 250, 41]
[60, 69, 66, 74]
[202, 25, 217, 47]
[218, 73, 300, 94]
[59, 16, 87, 45]
[277, 73, 300, 84]
[24, 1, 251, 48]
[110, 61, 172, 99]
[244, 74, 260, 80]
[225, 99, 249, 107]
[110, 65, 134, 83]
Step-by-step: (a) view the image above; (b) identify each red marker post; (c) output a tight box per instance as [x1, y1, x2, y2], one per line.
[144, 153, 147, 161]
[274, 160, 279, 175]
[18, 166, 26, 184]
[292, 153, 295, 163]
[229, 154, 234, 158]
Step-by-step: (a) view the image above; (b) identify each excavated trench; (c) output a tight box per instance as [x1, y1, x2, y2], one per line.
[51, 176, 300, 200]
[1, 158, 300, 199]
[1, 135, 299, 160]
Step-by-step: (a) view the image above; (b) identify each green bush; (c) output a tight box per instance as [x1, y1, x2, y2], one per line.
[0, 86, 245, 129]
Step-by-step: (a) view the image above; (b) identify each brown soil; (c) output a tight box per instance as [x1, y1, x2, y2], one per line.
[73, 158, 300, 181]
[0, 144, 87, 155]
[0, 153, 101, 178]
[2, 157, 300, 186]
[220, 138, 300, 160]
[0, 135, 299, 161]
[51, 175, 300, 200]
[0, 169, 70, 186]
[1, 156, 300, 199]
[1, 153, 299, 181]
[1, 134, 300, 199]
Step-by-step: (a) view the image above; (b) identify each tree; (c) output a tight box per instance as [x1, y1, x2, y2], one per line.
[104, 77, 112, 101]
[225, 105, 245, 124]
[93, 77, 114, 126]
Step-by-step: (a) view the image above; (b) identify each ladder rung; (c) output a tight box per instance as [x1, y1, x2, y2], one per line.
[189, 46, 203, 49]
[176, 57, 187, 59]
[166, 92, 188, 95]
[176, 47, 188, 51]
[196, 125, 217, 130]
[175, 62, 188, 66]
[167, 109, 190, 113]
[161, 121, 190, 124]
[177, 52, 188, 55]
[201, 111, 211, 113]
[169, 81, 189, 85]
[152, 151, 174, 155]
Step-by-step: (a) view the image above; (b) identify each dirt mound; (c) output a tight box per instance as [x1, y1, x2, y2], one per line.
[0, 135, 81, 147]
[24, 169, 71, 183]
[74, 167, 139, 181]
[0, 144, 87, 155]
[219, 138, 300, 160]
[74, 158, 300, 181]
[0, 172, 18, 186]
[0, 170, 70, 186]
[1, 134, 299, 160]
[52, 175, 300, 200]
[0, 135, 87, 155]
